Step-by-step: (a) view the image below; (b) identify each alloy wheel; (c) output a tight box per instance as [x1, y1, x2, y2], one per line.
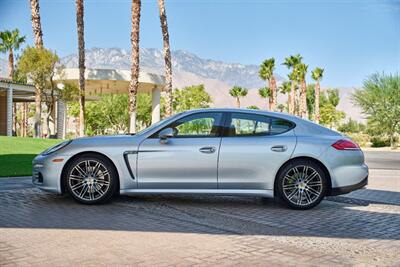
[282, 165, 323, 207]
[68, 160, 111, 201]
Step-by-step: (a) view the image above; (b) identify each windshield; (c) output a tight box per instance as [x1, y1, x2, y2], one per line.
[135, 113, 181, 136]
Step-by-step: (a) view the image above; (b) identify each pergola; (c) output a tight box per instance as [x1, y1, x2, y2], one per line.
[57, 68, 165, 126]
[0, 79, 37, 136]
[0, 68, 165, 138]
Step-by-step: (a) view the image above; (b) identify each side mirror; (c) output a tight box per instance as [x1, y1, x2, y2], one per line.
[158, 127, 175, 143]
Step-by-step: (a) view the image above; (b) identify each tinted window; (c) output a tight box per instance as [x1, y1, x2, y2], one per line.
[270, 118, 294, 134]
[227, 113, 294, 137]
[161, 112, 223, 138]
[228, 113, 271, 136]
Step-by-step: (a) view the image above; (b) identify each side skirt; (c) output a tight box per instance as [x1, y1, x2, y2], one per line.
[120, 189, 274, 198]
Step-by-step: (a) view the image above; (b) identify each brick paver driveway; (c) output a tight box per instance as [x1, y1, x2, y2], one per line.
[1, 152, 399, 266]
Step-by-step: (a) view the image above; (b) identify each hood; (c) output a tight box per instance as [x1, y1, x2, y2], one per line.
[70, 134, 141, 146]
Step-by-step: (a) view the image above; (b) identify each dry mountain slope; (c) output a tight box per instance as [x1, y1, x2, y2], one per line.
[0, 48, 362, 120]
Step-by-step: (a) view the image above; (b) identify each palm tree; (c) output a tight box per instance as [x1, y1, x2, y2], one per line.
[277, 104, 285, 113]
[29, 0, 44, 137]
[279, 81, 291, 111]
[258, 87, 271, 109]
[76, 0, 85, 137]
[129, 0, 141, 133]
[283, 54, 302, 114]
[297, 63, 308, 119]
[0, 29, 26, 136]
[0, 29, 26, 79]
[30, 0, 43, 48]
[311, 67, 324, 124]
[229, 86, 248, 108]
[259, 58, 277, 111]
[158, 0, 173, 117]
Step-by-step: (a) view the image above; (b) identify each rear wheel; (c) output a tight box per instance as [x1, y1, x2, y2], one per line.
[276, 159, 327, 210]
[64, 153, 118, 204]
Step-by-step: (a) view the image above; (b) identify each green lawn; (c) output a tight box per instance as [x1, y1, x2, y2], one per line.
[0, 136, 61, 177]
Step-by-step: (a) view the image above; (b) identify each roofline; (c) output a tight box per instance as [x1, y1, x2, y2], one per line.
[183, 108, 300, 120]
[0, 78, 35, 87]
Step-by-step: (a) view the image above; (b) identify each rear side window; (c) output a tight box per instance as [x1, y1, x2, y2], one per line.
[270, 118, 294, 135]
[227, 113, 294, 137]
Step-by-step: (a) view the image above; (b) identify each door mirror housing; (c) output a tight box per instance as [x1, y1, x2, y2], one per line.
[158, 127, 175, 143]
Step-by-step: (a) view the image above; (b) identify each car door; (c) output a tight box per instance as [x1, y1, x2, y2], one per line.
[137, 112, 224, 189]
[218, 112, 297, 190]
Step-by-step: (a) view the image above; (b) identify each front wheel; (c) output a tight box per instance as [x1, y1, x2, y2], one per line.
[64, 153, 118, 204]
[276, 159, 327, 210]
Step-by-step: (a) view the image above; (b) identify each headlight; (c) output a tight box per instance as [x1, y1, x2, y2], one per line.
[41, 140, 72, 156]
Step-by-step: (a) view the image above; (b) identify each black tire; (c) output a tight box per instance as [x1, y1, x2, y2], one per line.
[64, 153, 118, 204]
[276, 159, 328, 210]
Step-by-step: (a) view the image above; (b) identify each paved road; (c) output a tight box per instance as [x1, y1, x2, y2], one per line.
[363, 150, 400, 170]
[0, 151, 399, 266]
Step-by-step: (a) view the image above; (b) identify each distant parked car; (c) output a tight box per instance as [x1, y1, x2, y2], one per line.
[33, 108, 368, 209]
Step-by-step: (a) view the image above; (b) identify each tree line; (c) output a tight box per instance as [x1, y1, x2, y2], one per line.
[0, 0, 173, 138]
[0, 2, 399, 147]
[229, 55, 325, 124]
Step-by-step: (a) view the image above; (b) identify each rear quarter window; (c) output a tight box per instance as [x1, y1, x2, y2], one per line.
[270, 118, 295, 135]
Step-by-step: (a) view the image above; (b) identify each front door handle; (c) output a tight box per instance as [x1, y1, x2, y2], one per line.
[199, 147, 216, 154]
[271, 145, 287, 152]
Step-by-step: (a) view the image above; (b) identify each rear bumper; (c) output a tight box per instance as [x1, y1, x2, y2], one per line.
[329, 175, 368, 196]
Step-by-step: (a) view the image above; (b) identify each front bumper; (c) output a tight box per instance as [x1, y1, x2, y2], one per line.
[329, 175, 368, 196]
[32, 154, 70, 194]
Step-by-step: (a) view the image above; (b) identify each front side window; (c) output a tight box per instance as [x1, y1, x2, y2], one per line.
[227, 113, 294, 137]
[160, 112, 223, 138]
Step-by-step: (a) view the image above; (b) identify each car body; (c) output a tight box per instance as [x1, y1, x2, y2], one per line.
[33, 108, 368, 209]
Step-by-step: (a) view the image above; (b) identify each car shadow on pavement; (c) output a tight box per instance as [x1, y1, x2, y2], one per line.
[0, 188, 399, 241]
[327, 188, 400, 206]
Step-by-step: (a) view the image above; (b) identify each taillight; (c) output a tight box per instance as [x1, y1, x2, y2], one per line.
[332, 139, 360, 150]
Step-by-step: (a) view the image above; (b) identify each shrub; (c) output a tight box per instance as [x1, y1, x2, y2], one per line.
[338, 118, 366, 133]
[370, 135, 398, 148]
[371, 136, 391, 147]
[346, 133, 371, 147]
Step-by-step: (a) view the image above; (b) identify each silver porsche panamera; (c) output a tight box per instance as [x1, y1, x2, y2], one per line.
[33, 108, 368, 209]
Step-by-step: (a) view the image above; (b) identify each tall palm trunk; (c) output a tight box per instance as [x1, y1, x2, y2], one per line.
[13, 103, 17, 135]
[158, 0, 172, 116]
[236, 97, 240, 108]
[8, 48, 17, 135]
[268, 89, 273, 110]
[270, 77, 277, 111]
[289, 81, 296, 114]
[129, 0, 141, 133]
[76, 0, 85, 137]
[314, 81, 320, 123]
[30, 0, 43, 48]
[300, 80, 307, 118]
[30, 0, 44, 137]
[33, 83, 42, 137]
[8, 49, 14, 79]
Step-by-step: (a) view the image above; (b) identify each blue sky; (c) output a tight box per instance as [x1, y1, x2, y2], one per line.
[0, 0, 399, 87]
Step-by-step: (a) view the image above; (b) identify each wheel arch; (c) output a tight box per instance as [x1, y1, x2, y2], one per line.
[60, 151, 120, 194]
[273, 156, 332, 197]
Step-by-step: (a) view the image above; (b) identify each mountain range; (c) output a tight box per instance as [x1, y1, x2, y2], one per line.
[61, 47, 278, 89]
[0, 47, 363, 121]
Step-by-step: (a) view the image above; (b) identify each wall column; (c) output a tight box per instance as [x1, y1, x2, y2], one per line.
[6, 83, 13, 136]
[151, 87, 161, 124]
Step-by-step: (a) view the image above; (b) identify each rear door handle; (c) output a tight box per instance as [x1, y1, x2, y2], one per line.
[271, 145, 287, 152]
[199, 147, 216, 154]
